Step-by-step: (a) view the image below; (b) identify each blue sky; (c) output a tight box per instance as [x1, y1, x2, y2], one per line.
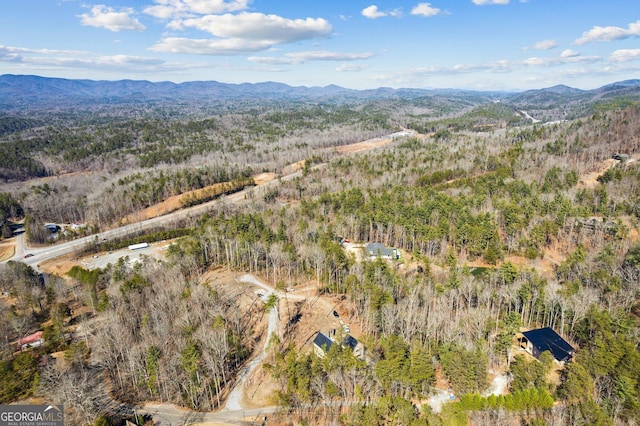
[1, 0, 639, 90]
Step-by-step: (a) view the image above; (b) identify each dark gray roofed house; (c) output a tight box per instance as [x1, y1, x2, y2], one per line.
[366, 243, 399, 260]
[343, 335, 358, 351]
[313, 332, 334, 358]
[519, 327, 574, 363]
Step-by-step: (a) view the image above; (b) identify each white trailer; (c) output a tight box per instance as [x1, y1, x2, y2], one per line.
[128, 242, 149, 250]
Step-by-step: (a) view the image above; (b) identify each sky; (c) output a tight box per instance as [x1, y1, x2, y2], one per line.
[1, 0, 639, 90]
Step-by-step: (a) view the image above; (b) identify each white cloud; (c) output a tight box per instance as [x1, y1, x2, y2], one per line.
[181, 13, 331, 41]
[411, 3, 445, 17]
[249, 50, 374, 65]
[0, 46, 23, 62]
[79, 5, 145, 32]
[522, 53, 599, 67]
[144, 4, 177, 20]
[575, 20, 640, 44]
[0, 44, 168, 71]
[246, 56, 292, 65]
[609, 49, 640, 62]
[95, 54, 164, 67]
[472, 0, 509, 5]
[522, 57, 549, 66]
[1, 45, 88, 56]
[362, 5, 402, 19]
[560, 49, 579, 58]
[144, 0, 250, 19]
[525, 39, 557, 50]
[336, 63, 369, 72]
[151, 13, 332, 55]
[362, 5, 385, 19]
[405, 51, 601, 79]
[151, 37, 274, 55]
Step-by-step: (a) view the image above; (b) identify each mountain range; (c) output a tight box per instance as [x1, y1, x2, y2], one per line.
[1, 74, 639, 116]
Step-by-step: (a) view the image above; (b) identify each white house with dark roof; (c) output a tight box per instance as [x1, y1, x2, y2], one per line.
[365, 242, 399, 260]
[312, 332, 334, 358]
[518, 327, 575, 363]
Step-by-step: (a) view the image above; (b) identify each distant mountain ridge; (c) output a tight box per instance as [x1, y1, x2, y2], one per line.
[1, 74, 639, 113]
[0, 74, 362, 107]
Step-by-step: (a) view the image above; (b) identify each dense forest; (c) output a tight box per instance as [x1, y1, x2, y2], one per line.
[1, 79, 640, 425]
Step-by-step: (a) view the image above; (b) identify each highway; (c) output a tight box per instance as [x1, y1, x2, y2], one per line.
[1, 169, 304, 271]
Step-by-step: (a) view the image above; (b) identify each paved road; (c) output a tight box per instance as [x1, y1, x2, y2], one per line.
[0, 170, 304, 271]
[225, 275, 279, 412]
[137, 403, 277, 426]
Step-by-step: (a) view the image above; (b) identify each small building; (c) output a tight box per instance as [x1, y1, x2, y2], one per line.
[613, 153, 630, 162]
[343, 334, 366, 359]
[366, 243, 399, 260]
[519, 327, 574, 363]
[313, 332, 334, 358]
[17, 331, 44, 351]
[44, 223, 60, 233]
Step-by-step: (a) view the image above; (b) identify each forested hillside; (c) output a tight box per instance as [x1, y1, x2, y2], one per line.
[164, 105, 640, 424]
[0, 77, 639, 425]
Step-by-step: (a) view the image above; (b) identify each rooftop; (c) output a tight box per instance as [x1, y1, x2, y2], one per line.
[522, 327, 574, 362]
[313, 332, 334, 352]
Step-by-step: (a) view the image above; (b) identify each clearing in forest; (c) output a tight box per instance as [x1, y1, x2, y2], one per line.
[0, 242, 14, 261]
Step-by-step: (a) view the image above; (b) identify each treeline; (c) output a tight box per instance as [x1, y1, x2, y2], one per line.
[0, 102, 396, 179]
[0, 261, 72, 402]
[0, 116, 41, 137]
[0, 146, 48, 181]
[17, 165, 253, 229]
[0, 193, 23, 238]
[179, 177, 254, 208]
[408, 102, 529, 134]
[0, 255, 259, 415]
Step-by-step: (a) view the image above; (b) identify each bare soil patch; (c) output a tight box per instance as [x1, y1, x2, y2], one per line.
[281, 160, 305, 176]
[463, 252, 562, 281]
[335, 138, 394, 154]
[108, 133, 429, 226]
[120, 172, 279, 225]
[578, 158, 617, 189]
[120, 182, 230, 224]
[38, 253, 81, 276]
[253, 172, 278, 185]
[0, 241, 15, 261]
[334, 131, 431, 155]
[202, 271, 361, 409]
